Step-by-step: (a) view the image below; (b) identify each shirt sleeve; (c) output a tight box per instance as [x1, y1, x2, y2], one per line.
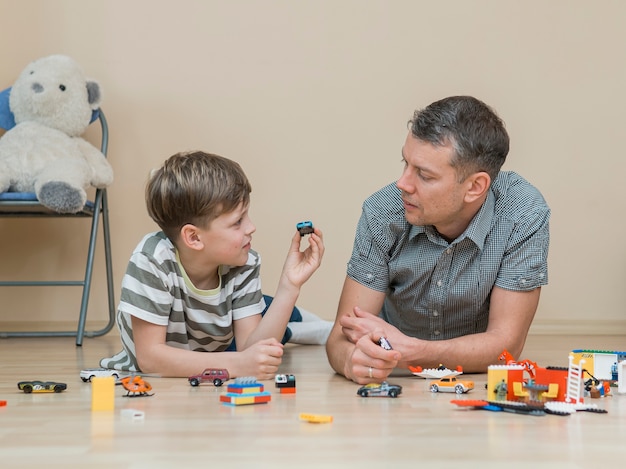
[495, 207, 550, 291]
[118, 251, 175, 326]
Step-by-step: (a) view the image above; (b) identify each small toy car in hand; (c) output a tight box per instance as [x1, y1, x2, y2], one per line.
[18, 380, 67, 393]
[296, 221, 314, 236]
[357, 381, 402, 398]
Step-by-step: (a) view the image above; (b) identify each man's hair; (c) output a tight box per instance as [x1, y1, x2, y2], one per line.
[145, 151, 251, 242]
[408, 96, 509, 182]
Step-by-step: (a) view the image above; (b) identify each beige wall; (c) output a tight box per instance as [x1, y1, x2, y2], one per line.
[1, 0, 624, 335]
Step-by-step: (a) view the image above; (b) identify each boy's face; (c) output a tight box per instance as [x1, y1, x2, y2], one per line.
[200, 201, 256, 267]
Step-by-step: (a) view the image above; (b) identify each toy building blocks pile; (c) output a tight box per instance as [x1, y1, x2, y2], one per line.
[219, 377, 272, 406]
[450, 350, 611, 417]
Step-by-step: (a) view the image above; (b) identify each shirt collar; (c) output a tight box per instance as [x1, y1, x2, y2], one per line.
[407, 189, 495, 250]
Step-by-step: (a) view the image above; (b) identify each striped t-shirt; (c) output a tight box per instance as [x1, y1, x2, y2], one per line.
[346, 171, 550, 341]
[100, 231, 265, 371]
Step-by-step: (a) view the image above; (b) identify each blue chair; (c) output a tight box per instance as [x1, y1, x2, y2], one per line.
[0, 87, 115, 345]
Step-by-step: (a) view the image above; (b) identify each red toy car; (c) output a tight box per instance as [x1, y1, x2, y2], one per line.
[188, 368, 230, 387]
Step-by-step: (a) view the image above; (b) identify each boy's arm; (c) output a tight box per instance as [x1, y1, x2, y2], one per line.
[132, 316, 283, 379]
[241, 229, 324, 348]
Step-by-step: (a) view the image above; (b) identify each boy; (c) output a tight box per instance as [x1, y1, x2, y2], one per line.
[100, 151, 326, 379]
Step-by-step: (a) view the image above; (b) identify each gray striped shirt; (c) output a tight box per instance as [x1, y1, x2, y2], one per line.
[100, 231, 265, 371]
[347, 171, 550, 341]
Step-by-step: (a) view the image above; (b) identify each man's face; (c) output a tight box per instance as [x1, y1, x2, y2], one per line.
[396, 133, 470, 240]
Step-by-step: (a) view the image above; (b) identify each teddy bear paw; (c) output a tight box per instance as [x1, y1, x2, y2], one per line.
[38, 181, 86, 213]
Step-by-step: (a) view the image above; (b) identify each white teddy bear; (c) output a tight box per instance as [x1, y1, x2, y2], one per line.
[0, 54, 113, 213]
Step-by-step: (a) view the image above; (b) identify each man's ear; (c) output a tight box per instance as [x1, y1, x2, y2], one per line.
[179, 224, 204, 251]
[464, 171, 491, 203]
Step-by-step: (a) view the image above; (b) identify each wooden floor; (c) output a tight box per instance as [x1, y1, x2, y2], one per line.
[0, 333, 624, 468]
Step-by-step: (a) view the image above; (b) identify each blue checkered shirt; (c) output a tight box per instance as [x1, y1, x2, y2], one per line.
[346, 171, 550, 340]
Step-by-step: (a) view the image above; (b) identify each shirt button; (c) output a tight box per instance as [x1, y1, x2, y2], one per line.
[433, 330, 440, 336]
[432, 310, 439, 317]
[366, 273, 373, 279]
[520, 279, 526, 284]
[539, 273, 545, 279]
[437, 280, 442, 287]
[446, 248, 452, 255]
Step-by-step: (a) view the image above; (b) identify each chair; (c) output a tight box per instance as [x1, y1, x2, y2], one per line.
[0, 87, 115, 346]
[513, 381, 529, 399]
[543, 383, 559, 400]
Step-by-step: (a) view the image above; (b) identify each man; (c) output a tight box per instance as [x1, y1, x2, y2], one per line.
[326, 96, 550, 384]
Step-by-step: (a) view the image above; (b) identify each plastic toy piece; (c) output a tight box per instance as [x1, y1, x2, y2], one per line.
[188, 368, 229, 387]
[498, 349, 538, 378]
[430, 376, 474, 394]
[121, 409, 145, 420]
[378, 337, 393, 350]
[356, 381, 402, 398]
[91, 376, 115, 411]
[296, 221, 314, 236]
[120, 376, 154, 397]
[80, 368, 126, 383]
[409, 365, 463, 379]
[17, 380, 67, 393]
[275, 373, 296, 394]
[299, 413, 333, 424]
[220, 377, 272, 406]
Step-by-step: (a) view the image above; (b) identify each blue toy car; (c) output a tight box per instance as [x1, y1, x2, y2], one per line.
[296, 221, 314, 236]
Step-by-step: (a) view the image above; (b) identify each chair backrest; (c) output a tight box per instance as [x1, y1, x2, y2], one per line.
[545, 383, 559, 398]
[513, 381, 528, 396]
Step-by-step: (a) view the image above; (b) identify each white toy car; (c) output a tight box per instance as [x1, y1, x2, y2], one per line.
[80, 368, 123, 383]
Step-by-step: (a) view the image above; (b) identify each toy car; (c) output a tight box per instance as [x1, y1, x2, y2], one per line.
[17, 380, 67, 393]
[296, 221, 314, 236]
[80, 368, 123, 383]
[188, 368, 230, 387]
[429, 376, 474, 394]
[357, 381, 402, 398]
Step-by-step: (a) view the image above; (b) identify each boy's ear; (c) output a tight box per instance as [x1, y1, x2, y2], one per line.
[179, 224, 204, 250]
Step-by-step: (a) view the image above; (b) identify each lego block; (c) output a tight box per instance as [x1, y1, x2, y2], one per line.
[277, 387, 296, 394]
[225, 383, 265, 394]
[299, 413, 333, 423]
[91, 376, 115, 411]
[220, 391, 272, 406]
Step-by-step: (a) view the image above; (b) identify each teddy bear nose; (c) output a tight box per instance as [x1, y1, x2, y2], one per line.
[31, 83, 44, 93]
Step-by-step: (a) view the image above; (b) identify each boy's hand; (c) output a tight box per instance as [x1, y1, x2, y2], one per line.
[237, 338, 284, 380]
[281, 228, 325, 288]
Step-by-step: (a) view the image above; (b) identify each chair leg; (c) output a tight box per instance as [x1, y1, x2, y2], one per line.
[75, 189, 116, 345]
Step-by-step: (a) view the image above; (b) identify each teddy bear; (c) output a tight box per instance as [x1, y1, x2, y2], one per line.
[0, 54, 113, 213]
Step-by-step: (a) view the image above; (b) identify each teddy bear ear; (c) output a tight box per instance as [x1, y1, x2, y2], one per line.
[86, 80, 102, 110]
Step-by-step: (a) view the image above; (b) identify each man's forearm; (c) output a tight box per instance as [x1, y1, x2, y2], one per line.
[398, 331, 520, 373]
[325, 327, 354, 379]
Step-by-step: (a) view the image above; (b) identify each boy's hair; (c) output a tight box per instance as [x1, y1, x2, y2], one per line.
[146, 151, 252, 243]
